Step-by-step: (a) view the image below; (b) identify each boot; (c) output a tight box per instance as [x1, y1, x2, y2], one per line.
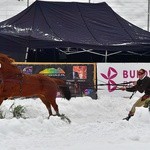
[123, 111, 133, 121]
[123, 115, 132, 121]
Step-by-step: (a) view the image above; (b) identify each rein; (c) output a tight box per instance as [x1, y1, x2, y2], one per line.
[97, 81, 133, 86]
[0, 78, 3, 84]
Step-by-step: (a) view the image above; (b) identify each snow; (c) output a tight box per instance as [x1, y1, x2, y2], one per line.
[0, 0, 150, 149]
[0, 94, 150, 150]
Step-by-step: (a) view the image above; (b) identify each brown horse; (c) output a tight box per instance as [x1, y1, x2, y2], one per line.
[0, 53, 71, 118]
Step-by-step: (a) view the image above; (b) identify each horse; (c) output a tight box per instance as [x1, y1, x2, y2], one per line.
[0, 53, 71, 118]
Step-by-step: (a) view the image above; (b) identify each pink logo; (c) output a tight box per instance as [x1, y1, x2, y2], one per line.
[100, 67, 118, 92]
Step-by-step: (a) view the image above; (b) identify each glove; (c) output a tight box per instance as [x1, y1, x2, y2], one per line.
[131, 81, 137, 86]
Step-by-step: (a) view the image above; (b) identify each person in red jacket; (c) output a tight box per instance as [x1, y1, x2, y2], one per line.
[121, 69, 150, 121]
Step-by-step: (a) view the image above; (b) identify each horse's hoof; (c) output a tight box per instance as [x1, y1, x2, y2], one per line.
[57, 114, 61, 117]
[47, 114, 52, 119]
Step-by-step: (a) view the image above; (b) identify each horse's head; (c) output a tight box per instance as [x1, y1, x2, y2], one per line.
[0, 53, 21, 76]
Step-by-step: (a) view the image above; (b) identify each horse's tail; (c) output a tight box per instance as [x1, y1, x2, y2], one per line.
[53, 78, 71, 100]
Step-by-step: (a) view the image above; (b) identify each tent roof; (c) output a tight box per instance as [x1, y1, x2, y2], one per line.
[0, 1, 150, 61]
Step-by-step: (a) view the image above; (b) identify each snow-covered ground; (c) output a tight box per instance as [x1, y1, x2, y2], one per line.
[0, 93, 150, 150]
[0, 1, 150, 149]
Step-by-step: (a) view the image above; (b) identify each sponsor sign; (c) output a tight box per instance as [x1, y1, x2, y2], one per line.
[97, 63, 150, 97]
[17, 63, 96, 98]
[39, 67, 65, 77]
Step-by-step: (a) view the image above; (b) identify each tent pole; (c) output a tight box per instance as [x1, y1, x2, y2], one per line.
[27, 0, 29, 7]
[25, 1, 29, 62]
[25, 47, 29, 62]
[105, 50, 107, 62]
[148, 0, 150, 31]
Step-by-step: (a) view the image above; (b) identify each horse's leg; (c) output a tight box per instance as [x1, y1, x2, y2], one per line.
[39, 95, 52, 118]
[50, 97, 60, 116]
[44, 93, 60, 116]
[0, 97, 4, 106]
[49, 97, 72, 123]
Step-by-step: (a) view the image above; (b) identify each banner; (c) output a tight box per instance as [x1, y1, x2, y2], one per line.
[97, 63, 150, 97]
[17, 63, 96, 98]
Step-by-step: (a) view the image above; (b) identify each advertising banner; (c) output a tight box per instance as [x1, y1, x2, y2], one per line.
[97, 63, 150, 98]
[17, 63, 96, 98]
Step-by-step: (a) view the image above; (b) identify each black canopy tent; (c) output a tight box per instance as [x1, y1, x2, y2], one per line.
[0, 1, 150, 62]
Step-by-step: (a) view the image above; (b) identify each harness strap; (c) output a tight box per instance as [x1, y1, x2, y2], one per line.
[17, 73, 23, 96]
[0, 78, 3, 84]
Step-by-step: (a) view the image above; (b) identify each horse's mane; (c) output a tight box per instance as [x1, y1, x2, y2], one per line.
[0, 53, 21, 74]
[0, 53, 15, 63]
